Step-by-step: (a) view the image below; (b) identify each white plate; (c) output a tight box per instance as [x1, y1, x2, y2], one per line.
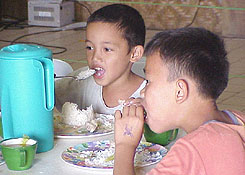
[61, 140, 167, 171]
[54, 114, 114, 139]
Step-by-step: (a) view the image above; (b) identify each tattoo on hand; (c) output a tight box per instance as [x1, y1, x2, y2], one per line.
[124, 124, 133, 137]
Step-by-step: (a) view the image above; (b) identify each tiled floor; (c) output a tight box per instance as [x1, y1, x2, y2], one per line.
[0, 26, 244, 112]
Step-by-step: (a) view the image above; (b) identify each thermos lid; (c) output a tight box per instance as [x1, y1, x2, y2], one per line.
[0, 44, 52, 60]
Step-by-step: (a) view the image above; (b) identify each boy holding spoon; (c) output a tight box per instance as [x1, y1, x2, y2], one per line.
[55, 4, 147, 114]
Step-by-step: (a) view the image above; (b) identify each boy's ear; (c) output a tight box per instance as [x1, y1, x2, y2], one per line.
[175, 79, 188, 103]
[130, 45, 144, 62]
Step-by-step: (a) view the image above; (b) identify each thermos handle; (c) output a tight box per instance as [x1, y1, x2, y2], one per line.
[37, 58, 54, 111]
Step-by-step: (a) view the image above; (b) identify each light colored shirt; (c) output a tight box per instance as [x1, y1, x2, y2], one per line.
[55, 67, 146, 115]
[147, 110, 245, 175]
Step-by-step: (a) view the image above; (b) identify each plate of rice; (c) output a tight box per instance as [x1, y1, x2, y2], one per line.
[61, 140, 167, 171]
[54, 102, 114, 138]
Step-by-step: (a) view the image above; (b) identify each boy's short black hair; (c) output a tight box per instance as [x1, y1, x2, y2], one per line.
[87, 4, 145, 51]
[145, 27, 229, 100]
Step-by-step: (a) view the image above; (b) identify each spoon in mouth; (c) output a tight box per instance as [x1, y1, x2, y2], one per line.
[76, 68, 96, 80]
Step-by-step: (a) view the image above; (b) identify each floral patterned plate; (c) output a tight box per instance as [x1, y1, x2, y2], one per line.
[54, 114, 114, 139]
[61, 140, 167, 170]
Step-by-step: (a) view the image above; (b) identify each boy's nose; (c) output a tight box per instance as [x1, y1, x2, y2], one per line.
[92, 50, 102, 62]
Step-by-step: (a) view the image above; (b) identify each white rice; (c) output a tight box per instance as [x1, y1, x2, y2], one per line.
[76, 68, 96, 80]
[61, 102, 95, 126]
[118, 99, 125, 106]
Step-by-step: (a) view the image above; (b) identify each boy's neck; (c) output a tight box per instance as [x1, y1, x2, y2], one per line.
[180, 100, 234, 133]
[102, 73, 144, 108]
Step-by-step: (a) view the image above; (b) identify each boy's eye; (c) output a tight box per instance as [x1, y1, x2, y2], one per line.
[104, 48, 112, 52]
[86, 46, 93, 50]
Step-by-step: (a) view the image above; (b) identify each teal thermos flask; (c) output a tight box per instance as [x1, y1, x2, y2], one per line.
[0, 44, 54, 153]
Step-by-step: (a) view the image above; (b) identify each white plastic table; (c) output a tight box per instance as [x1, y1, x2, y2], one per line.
[0, 134, 152, 175]
[0, 129, 186, 175]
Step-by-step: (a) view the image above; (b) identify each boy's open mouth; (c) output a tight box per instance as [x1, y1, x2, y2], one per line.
[94, 67, 105, 78]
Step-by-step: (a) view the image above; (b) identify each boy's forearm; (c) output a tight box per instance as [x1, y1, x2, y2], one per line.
[113, 144, 136, 175]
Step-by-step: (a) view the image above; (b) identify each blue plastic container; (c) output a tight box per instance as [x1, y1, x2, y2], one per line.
[0, 44, 54, 153]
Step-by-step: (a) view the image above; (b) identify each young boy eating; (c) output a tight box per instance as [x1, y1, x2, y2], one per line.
[114, 27, 245, 175]
[55, 4, 147, 114]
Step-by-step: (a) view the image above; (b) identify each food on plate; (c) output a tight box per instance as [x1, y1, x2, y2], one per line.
[54, 102, 114, 134]
[62, 102, 95, 126]
[61, 102, 97, 132]
[61, 140, 167, 168]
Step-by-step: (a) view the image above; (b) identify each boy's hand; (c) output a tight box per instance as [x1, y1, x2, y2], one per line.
[123, 97, 143, 107]
[114, 104, 144, 148]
